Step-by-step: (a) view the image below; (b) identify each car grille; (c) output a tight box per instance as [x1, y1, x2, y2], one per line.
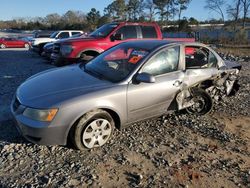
[13, 96, 21, 112]
[53, 43, 60, 54]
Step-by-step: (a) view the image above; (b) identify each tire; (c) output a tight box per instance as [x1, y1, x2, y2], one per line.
[24, 43, 30, 49]
[186, 88, 213, 115]
[38, 44, 45, 56]
[71, 109, 115, 150]
[0, 44, 6, 49]
[53, 58, 65, 67]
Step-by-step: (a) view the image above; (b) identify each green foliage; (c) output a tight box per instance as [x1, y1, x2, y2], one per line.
[87, 8, 101, 30]
[104, 0, 127, 21]
[189, 17, 199, 25]
[178, 19, 191, 31]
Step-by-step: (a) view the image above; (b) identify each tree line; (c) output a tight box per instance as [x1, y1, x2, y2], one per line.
[205, 0, 250, 28]
[0, 0, 249, 31]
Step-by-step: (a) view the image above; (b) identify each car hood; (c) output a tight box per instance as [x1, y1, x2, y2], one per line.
[17, 65, 113, 108]
[61, 36, 103, 44]
[33, 37, 56, 44]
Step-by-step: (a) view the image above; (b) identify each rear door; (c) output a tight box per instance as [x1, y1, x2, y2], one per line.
[127, 45, 184, 122]
[184, 45, 219, 87]
[16, 39, 24, 47]
[139, 25, 158, 39]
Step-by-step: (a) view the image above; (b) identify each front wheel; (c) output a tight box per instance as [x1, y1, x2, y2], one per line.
[0, 44, 6, 49]
[71, 109, 115, 150]
[186, 88, 213, 115]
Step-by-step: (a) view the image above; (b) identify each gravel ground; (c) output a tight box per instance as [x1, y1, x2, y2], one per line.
[0, 48, 250, 188]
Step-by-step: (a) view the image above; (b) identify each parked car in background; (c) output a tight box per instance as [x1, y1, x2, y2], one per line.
[33, 30, 55, 38]
[31, 30, 83, 55]
[19, 36, 33, 47]
[51, 22, 162, 66]
[51, 22, 195, 67]
[11, 40, 240, 150]
[41, 33, 86, 60]
[0, 37, 30, 49]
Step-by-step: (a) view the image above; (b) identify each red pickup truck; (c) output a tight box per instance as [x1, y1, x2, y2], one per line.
[51, 22, 195, 66]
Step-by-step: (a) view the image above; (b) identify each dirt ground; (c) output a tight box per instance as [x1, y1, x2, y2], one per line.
[0, 48, 249, 188]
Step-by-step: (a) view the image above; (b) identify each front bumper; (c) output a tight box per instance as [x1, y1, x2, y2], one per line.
[41, 51, 52, 60]
[30, 45, 40, 53]
[51, 53, 77, 66]
[11, 97, 68, 146]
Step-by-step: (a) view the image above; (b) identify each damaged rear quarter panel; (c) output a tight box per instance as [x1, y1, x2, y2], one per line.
[175, 49, 240, 111]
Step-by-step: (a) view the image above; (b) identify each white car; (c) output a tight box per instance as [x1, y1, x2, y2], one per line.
[31, 30, 83, 55]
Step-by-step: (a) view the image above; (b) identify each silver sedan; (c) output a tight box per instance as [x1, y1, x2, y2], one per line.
[11, 40, 241, 150]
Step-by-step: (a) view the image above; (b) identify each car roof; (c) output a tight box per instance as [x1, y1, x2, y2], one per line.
[121, 40, 207, 51]
[111, 22, 158, 26]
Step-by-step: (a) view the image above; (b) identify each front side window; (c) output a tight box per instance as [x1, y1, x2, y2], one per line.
[57, 32, 70, 39]
[84, 44, 149, 82]
[142, 46, 180, 76]
[116, 26, 137, 40]
[185, 46, 218, 69]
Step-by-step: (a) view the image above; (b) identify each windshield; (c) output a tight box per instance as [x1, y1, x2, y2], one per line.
[50, 31, 59, 38]
[83, 44, 149, 82]
[89, 23, 118, 38]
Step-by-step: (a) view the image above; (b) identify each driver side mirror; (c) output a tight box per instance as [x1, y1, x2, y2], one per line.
[135, 72, 155, 83]
[111, 33, 123, 41]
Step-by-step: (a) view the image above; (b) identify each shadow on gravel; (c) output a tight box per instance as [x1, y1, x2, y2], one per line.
[0, 119, 27, 144]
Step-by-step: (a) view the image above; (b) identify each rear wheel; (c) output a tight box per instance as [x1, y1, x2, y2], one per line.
[186, 88, 213, 115]
[71, 109, 115, 150]
[24, 43, 30, 48]
[0, 44, 6, 49]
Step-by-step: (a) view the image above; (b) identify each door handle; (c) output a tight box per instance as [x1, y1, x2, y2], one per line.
[173, 80, 182, 87]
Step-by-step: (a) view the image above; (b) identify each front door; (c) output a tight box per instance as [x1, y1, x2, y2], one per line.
[127, 45, 184, 122]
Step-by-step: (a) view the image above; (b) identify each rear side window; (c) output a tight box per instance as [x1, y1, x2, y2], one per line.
[116, 26, 137, 40]
[72, 32, 81, 36]
[141, 26, 157, 38]
[185, 46, 218, 69]
[57, 32, 70, 39]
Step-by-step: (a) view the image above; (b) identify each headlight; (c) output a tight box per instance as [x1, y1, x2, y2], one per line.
[23, 108, 58, 122]
[31, 40, 36, 45]
[60, 45, 73, 56]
